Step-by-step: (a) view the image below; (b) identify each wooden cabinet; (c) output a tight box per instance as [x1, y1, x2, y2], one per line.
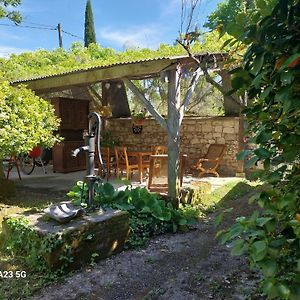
[53, 141, 86, 173]
[51, 98, 89, 130]
[51, 97, 89, 173]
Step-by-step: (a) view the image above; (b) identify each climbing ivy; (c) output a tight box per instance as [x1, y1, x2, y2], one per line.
[0, 32, 226, 82]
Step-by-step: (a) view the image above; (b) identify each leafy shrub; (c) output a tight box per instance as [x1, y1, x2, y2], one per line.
[216, 1, 300, 298]
[67, 181, 196, 247]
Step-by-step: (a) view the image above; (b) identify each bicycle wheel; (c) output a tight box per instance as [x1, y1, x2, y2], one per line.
[20, 155, 35, 175]
[35, 148, 52, 167]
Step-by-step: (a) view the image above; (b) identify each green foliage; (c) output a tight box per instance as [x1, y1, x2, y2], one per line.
[67, 182, 196, 247]
[84, 0, 96, 47]
[1, 216, 75, 274]
[0, 0, 22, 24]
[100, 130, 120, 148]
[204, 0, 244, 31]
[0, 81, 61, 158]
[0, 31, 224, 83]
[217, 1, 300, 298]
[131, 107, 147, 120]
[2, 217, 48, 272]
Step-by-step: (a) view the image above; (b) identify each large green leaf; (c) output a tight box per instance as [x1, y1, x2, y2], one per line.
[230, 239, 247, 256]
[250, 240, 268, 261]
[251, 53, 265, 75]
[254, 147, 271, 159]
[261, 260, 278, 277]
[245, 155, 259, 168]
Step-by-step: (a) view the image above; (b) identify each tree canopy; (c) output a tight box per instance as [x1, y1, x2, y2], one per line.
[204, 0, 243, 31]
[0, 0, 22, 23]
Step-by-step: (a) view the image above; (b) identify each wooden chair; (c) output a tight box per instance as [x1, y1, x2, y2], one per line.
[152, 145, 167, 155]
[147, 154, 187, 194]
[150, 145, 168, 173]
[97, 146, 115, 180]
[114, 146, 139, 180]
[192, 144, 226, 177]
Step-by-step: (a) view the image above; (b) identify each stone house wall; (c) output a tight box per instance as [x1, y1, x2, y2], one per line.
[106, 116, 241, 176]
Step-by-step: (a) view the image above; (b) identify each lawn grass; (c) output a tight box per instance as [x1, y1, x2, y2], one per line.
[180, 179, 261, 219]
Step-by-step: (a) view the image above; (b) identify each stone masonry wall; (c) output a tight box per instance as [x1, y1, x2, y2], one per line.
[106, 117, 241, 176]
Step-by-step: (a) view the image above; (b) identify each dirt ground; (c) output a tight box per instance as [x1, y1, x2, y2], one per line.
[16, 185, 265, 300]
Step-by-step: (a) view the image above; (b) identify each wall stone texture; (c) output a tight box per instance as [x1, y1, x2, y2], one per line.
[106, 116, 242, 176]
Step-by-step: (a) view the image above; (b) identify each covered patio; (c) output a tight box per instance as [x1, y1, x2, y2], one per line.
[12, 52, 245, 200]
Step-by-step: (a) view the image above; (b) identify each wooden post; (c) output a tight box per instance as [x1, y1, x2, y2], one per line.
[218, 70, 240, 116]
[58, 23, 63, 48]
[167, 66, 181, 207]
[236, 115, 246, 177]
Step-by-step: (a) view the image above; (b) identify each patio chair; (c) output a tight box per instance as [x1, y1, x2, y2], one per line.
[97, 146, 116, 180]
[150, 145, 168, 174]
[192, 144, 226, 177]
[152, 145, 167, 155]
[114, 146, 139, 180]
[147, 154, 187, 194]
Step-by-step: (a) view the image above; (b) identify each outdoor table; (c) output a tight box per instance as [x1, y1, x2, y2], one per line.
[127, 149, 153, 182]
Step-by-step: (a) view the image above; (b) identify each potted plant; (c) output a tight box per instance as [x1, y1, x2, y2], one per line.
[98, 105, 112, 118]
[100, 130, 119, 148]
[131, 108, 147, 126]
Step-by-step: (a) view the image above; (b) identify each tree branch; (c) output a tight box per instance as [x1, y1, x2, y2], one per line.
[179, 66, 202, 124]
[123, 78, 168, 131]
[201, 63, 242, 106]
[87, 86, 104, 111]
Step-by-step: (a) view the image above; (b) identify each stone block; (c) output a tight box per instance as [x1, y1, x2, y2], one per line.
[223, 127, 235, 134]
[214, 126, 223, 133]
[191, 138, 199, 145]
[2, 209, 129, 271]
[213, 133, 222, 138]
[217, 137, 226, 144]
[202, 125, 212, 132]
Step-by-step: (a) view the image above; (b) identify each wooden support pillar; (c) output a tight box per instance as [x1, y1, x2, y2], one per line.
[219, 70, 240, 116]
[236, 116, 246, 177]
[167, 66, 181, 207]
[102, 81, 130, 117]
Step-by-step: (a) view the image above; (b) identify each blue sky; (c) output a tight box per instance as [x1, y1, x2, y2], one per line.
[0, 0, 222, 57]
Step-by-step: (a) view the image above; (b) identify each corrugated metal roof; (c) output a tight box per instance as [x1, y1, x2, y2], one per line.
[12, 52, 226, 84]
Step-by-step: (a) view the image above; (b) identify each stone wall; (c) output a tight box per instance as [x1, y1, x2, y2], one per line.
[106, 116, 241, 176]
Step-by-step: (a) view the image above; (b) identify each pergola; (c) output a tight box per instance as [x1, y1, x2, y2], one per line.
[13, 52, 239, 206]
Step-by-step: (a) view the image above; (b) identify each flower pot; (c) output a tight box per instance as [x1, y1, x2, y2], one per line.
[131, 118, 145, 126]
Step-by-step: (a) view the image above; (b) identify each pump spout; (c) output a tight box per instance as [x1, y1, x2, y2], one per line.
[72, 146, 89, 157]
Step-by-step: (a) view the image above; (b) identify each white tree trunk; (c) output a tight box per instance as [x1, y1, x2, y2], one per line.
[167, 67, 181, 206]
[124, 66, 201, 206]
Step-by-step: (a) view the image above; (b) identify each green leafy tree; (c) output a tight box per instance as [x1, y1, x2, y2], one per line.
[0, 0, 22, 23]
[84, 0, 96, 47]
[0, 81, 61, 177]
[216, 0, 300, 298]
[204, 0, 244, 31]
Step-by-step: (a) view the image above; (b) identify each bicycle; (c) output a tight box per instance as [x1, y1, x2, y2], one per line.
[20, 147, 50, 175]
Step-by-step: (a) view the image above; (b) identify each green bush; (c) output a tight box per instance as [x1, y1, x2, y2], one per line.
[216, 1, 300, 298]
[67, 181, 196, 247]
